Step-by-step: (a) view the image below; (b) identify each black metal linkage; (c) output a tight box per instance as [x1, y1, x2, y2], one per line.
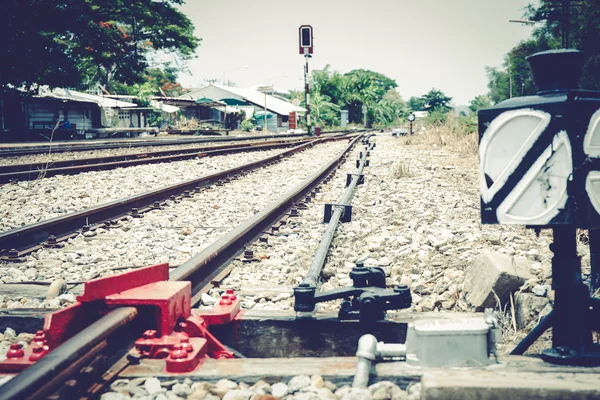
[298, 143, 369, 289]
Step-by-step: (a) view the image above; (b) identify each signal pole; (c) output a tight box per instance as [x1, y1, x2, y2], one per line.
[299, 25, 313, 135]
[304, 54, 310, 134]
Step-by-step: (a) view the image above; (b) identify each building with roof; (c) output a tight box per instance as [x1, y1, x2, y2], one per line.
[0, 87, 159, 141]
[178, 84, 305, 132]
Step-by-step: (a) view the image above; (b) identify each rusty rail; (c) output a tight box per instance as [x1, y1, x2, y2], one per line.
[0, 133, 365, 400]
[0, 138, 313, 183]
[0, 137, 348, 255]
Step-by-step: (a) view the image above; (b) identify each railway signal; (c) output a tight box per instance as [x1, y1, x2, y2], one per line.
[478, 49, 600, 366]
[299, 25, 313, 135]
[298, 25, 313, 55]
[408, 112, 415, 135]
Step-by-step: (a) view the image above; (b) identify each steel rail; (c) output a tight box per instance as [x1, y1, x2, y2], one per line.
[0, 138, 313, 183]
[0, 138, 345, 253]
[0, 307, 138, 400]
[170, 134, 364, 299]
[0, 137, 311, 174]
[0, 130, 361, 158]
[0, 134, 366, 399]
[299, 143, 370, 288]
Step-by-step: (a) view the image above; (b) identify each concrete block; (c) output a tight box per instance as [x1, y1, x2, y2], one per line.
[464, 252, 533, 310]
[514, 292, 550, 329]
[421, 371, 600, 400]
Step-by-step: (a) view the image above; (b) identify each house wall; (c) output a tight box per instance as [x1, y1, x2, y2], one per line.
[27, 102, 93, 130]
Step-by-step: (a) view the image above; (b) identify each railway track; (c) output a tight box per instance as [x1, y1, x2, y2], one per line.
[0, 133, 370, 399]
[0, 137, 321, 183]
[1, 132, 596, 400]
[0, 130, 362, 158]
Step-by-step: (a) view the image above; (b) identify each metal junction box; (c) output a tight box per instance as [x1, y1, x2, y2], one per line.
[405, 318, 494, 367]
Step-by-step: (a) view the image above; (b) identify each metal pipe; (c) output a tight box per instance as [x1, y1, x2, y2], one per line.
[511, 311, 553, 355]
[353, 334, 406, 388]
[300, 144, 369, 288]
[0, 307, 138, 400]
[353, 334, 377, 388]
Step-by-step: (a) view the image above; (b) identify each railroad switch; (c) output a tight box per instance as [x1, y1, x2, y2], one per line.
[294, 263, 411, 324]
[0, 264, 240, 374]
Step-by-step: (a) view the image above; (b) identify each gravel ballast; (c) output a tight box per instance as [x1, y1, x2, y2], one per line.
[0, 148, 286, 232]
[0, 140, 348, 309]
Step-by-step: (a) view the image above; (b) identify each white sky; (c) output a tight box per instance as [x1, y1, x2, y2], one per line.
[178, 0, 538, 106]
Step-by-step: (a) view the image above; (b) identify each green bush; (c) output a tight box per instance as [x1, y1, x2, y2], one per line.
[240, 119, 254, 132]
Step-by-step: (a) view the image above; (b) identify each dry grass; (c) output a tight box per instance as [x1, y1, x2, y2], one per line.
[400, 113, 478, 156]
[391, 161, 412, 179]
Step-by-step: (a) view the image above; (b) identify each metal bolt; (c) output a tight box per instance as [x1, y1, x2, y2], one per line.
[152, 201, 162, 209]
[219, 297, 232, 306]
[244, 250, 254, 259]
[170, 344, 188, 360]
[170, 195, 177, 201]
[226, 289, 237, 300]
[183, 190, 192, 198]
[81, 225, 90, 233]
[7, 343, 24, 358]
[47, 235, 58, 245]
[290, 209, 299, 217]
[7, 249, 19, 259]
[142, 330, 157, 339]
[259, 235, 269, 243]
[271, 225, 279, 232]
[33, 330, 46, 343]
[131, 208, 142, 218]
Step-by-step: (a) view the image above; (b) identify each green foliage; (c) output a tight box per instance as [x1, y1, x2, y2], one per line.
[240, 119, 254, 132]
[0, 0, 200, 93]
[308, 65, 403, 128]
[408, 96, 426, 111]
[422, 88, 452, 113]
[425, 109, 448, 126]
[469, 94, 493, 113]
[146, 110, 164, 127]
[487, 0, 600, 100]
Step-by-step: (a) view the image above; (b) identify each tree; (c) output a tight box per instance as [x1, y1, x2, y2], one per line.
[469, 94, 493, 113]
[340, 69, 398, 125]
[0, 0, 200, 92]
[526, 0, 600, 90]
[422, 88, 452, 113]
[78, 0, 200, 91]
[487, 0, 600, 100]
[408, 96, 426, 111]
[1, 0, 91, 91]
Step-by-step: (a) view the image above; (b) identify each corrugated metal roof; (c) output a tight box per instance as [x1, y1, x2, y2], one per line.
[37, 87, 137, 108]
[178, 84, 306, 116]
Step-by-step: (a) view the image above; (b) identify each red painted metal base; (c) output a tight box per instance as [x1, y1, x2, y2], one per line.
[0, 264, 240, 373]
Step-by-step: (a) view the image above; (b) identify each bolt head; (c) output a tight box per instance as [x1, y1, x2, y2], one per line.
[143, 330, 157, 339]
